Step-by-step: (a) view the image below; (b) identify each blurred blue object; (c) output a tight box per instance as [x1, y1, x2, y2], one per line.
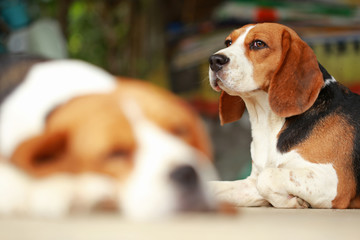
[0, 0, 29, 29]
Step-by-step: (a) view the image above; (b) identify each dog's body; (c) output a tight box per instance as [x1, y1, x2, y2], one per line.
[209, 23, 360, 209]
[0, 55, 217, 219]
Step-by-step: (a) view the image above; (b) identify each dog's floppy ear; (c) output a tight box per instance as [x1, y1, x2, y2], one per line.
[219, 91, 246, 125]
[268, 29, 323, 117]
[11, 132, 75, 177]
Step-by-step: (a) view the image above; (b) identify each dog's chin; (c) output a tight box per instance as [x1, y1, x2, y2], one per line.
[119, 186, 215, 221]
[211, 74, 234, 94]
[120, 184, 216, 221]
[217, 79, 259, 97]
[216, 80, 237, 96]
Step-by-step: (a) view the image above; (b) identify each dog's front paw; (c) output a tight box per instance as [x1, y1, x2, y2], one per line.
[208, 180, 269, 207]
[296, 196, 311, 208]
[288, 194, 311, 208]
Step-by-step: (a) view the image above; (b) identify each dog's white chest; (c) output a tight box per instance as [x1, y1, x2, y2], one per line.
[250, 121, 284, 171]
[243, 91, 286, 172]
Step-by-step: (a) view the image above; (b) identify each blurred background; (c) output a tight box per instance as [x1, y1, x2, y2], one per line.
[1, 0, 360, 181]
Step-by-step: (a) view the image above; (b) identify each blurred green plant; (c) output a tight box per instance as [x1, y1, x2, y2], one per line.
[67, 1, 132, 75]
[27, 0, 165, 79]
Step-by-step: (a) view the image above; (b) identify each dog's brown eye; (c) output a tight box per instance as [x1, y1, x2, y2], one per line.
[225, 39, 232, 47]
[250, 40, 267, 50]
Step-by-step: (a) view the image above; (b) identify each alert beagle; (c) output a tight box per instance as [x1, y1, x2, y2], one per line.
[0, 55, 217, 220]
[208, 23, 360, 209]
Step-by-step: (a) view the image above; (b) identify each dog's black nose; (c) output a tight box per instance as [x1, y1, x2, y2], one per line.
[170, 165, 198, 190]
[209, 54, 230, 72]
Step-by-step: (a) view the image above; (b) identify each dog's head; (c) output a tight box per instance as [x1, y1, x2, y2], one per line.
[209, 23, 324, 124]
[0, 60, 216, 220]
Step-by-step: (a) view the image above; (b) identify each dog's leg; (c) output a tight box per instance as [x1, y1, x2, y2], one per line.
[209, 178, 270, 207]
[256, 167, 337, 208]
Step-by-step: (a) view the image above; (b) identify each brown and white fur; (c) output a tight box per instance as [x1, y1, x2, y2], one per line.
[0, 55, 218, 220]
[209, 23, 360, 209]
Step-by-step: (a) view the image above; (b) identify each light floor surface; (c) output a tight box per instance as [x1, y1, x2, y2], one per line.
[0, 207, 359, 240]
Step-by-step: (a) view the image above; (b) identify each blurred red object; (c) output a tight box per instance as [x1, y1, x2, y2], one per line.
[349, 84, 360, 95]
[256, 7, 278, 23]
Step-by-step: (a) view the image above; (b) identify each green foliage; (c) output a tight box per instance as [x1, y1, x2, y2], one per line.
[26, 0, 164, 78]
[68, 1, 107, 69]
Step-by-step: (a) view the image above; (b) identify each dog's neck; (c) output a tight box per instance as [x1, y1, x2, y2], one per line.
[241, 91, 284, 127]
[241, 90, 285, 170]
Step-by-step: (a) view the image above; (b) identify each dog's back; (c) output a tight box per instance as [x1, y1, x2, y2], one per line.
[277, 64, 360, 207]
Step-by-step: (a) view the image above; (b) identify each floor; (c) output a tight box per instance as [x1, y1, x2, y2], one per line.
[1, 207, 359, 240]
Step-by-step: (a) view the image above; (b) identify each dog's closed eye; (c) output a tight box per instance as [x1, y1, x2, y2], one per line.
[171, 126, 190, 138]
[105, 148, 132, 161]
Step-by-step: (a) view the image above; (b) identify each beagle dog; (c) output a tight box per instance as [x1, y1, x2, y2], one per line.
[0, 55, 217, 220]
[208, 23, 360, 209]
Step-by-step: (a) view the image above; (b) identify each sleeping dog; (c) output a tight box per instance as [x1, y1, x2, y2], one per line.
[209, 23, 360, 209]
[0, 54, 217, 220]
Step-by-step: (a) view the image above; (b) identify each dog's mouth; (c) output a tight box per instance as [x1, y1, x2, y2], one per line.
[213, 79, 221, 92]
[170, 165, 216, 213]
[210, 77, 222, 92]
[209, 67, 225, 92]
[211, 78, 221, 92]
[176, 188, 215, 213]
